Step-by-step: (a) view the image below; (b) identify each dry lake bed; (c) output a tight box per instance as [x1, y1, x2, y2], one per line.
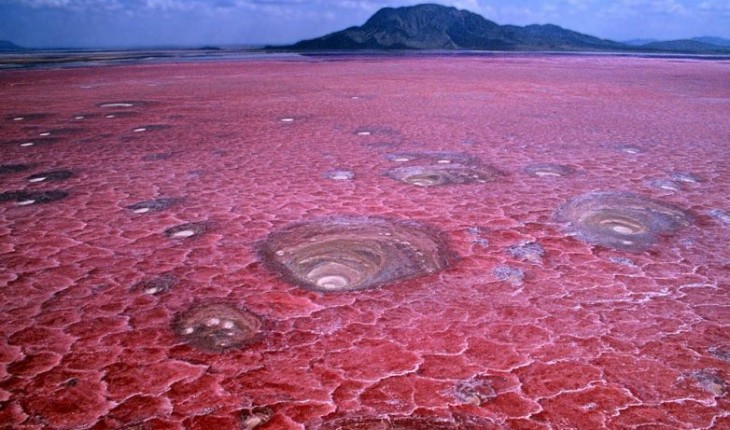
[1, 54, 729, 429]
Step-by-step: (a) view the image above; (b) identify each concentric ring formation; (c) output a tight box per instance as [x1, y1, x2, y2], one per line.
[555, 191, 691, 251]
[385, 164, 500, 187]
[258, 216, 455, 292]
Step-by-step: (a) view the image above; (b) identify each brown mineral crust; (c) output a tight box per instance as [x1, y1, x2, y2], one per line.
[385, 164, 501, 187]
[555, 191, 691, 251]
[172, 303, 264, 353]
[241, 406, 274, 429]
[319, 415, 500, 430]
[257, 216, 456, 292]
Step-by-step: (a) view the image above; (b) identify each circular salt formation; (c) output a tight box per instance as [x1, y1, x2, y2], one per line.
[165, 222, 208, 239]
[172, 303, 262, 352]
[98, 101, 146, 108]
[127, 197, 179, 214]
[555, 192, 691, 252]
[129, 124, 169, 133]
[131, 274, 177, 295]
[27, 170, 73, 183]
[324, 170, 355, 181]
[7, 113, 50, 122]
[617, 146, 643, 154]
[141, 152, 175, 161]
[524, 163, 575, 178]
[258, 216, 454, 292]
[672, 172, 701, 184]
[385, 152, 477, 165]
[386, 164, 500, 187]
[708, 209, 730, 225]
[646, 179, 681, 192]
[0, 190, 69, 205]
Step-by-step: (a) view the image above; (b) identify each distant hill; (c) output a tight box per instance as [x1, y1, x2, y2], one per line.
[270, 3, 730, 55]
[641, 39, 730, 53]
[0, 40, 25, 52]
[622, 39, 658, 46]
[692, 36, 730, 47]
[275, 4, 623, 51]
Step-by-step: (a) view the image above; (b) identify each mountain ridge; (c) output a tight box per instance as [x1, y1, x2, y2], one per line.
[270, 3, 730, 54]
[279, 4, 623, 51]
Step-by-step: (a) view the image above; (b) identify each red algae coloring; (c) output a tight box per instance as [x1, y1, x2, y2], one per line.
[1, 55, 728, 430]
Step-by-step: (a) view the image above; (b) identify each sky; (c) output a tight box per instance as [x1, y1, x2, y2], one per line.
[1, 0, 729, 48]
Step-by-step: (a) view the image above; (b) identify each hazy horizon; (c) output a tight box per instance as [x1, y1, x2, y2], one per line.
[1, 0, 730, 49]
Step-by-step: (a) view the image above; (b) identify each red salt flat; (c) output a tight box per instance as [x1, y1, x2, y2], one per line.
[0, 54, 728, 429]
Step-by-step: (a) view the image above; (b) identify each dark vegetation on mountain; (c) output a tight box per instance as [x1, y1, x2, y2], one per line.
[270, 3, 730, 54]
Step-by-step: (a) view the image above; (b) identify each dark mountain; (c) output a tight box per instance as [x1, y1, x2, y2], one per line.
[691, 36, 730, 47]
[641, 39, 730, 53]
[276, 3, 623, 51]
[0, 40, 25, 52]
[622, 38, 658, 46]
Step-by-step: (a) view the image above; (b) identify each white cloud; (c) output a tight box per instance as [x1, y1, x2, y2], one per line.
[699, 0, 730, 14]
[615, 0, 688, 15]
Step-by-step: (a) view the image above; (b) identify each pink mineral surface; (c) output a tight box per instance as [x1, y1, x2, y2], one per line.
[0, 55, 728, 429]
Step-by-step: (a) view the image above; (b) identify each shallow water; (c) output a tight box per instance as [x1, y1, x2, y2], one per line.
[0, 55, 729, 429]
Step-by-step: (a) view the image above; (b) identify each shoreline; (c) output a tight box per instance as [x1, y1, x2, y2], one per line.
[3, 48, 730, 70]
